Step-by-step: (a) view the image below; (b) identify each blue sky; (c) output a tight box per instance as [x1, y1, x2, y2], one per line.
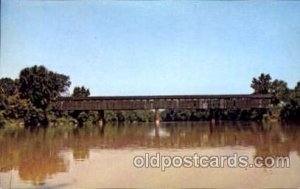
[1, 0, 300, 96]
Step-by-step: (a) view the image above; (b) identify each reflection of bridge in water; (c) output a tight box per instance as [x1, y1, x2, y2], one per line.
[55, 94, 272, 124]
[1, 122, 300, 185]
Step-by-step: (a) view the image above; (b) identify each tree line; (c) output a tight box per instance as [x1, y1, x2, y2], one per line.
[0, 66, 300, 128]
[161, 74, 300, 122]
[0, 65, 155, 127]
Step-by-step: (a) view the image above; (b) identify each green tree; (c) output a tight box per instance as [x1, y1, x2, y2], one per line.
[0, 78, 18, 96]
[289, 81, 300, 105]
[19, 65, 71, 110]
[270, 79, 289, 104]
[72, 86, 90, 97]
[19, 65, 71, 125]
[0, 78, 16, 112]
[69, 86, 91, 125]
[0, 93, 8, 110]
[251, 73, 272, 94]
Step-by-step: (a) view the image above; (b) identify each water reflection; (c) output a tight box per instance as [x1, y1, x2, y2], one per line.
[148, 127, 170, 138]
[0, 122, 300, 186]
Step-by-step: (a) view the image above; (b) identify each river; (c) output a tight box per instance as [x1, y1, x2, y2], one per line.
[0, 122, 300, 188]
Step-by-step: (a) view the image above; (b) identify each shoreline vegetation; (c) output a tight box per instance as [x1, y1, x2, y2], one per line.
[1, 65, 300, 128]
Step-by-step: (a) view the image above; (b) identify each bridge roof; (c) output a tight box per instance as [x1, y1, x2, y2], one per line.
[56, 94, 272, 101]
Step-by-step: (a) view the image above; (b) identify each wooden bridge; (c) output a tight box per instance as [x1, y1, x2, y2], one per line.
[54, 94, 272, 125]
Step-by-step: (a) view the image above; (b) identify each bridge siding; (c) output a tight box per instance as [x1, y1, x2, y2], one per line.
[55, 95, 272, 111]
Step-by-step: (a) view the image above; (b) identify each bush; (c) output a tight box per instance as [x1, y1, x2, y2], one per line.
[0, 112, 5, 128]
[77, 112, 89, 126]
[24, 108, 48, 127]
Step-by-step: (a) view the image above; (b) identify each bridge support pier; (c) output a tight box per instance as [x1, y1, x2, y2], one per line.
[210, 109, 216, 125]
[155, 109, 160, 126]
[98, 110, 105, 127]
